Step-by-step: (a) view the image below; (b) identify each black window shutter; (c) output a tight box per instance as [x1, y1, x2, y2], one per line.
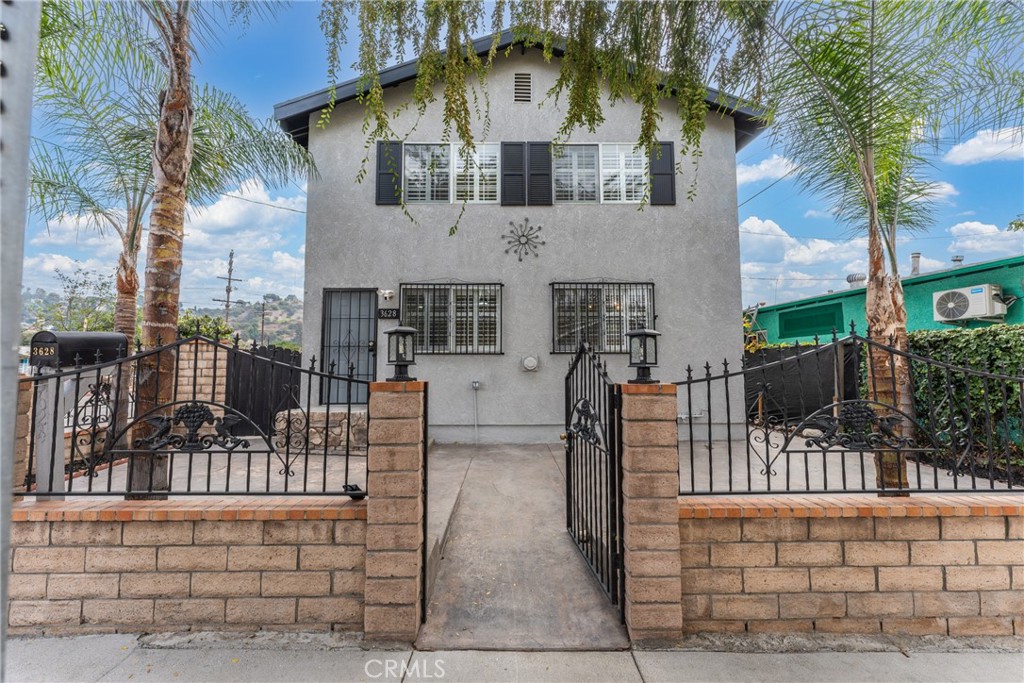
[526, 141, 553, 206]
[650, 141, 676, 206]
[376, 140, 402, 205]
[501, 142, 526, 206]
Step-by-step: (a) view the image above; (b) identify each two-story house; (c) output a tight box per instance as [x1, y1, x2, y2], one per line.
[274, 31, 762, 443]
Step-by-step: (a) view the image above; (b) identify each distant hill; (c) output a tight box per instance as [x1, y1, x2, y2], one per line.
[21, 289, 303, 348]
[188, 294, 303, 347]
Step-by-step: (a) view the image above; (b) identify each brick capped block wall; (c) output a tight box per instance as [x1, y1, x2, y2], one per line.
[678, 496, 1024, 636]
[7, 500, 366, 635]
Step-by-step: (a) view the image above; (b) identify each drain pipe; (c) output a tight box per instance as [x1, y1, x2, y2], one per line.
[471, 380, 481, 444]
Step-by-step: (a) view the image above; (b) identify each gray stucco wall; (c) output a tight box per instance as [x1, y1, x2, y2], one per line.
[303, 50, 743, 443]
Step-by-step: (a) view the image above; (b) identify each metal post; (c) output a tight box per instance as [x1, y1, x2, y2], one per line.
[1, 2, 42, 677]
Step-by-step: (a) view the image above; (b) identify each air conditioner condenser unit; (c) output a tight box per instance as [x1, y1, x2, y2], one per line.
[933, 284, 1007, 322]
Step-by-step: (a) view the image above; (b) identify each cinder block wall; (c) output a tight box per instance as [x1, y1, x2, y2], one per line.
[678, 498, 1024, 636]
[175, 340, 227, 405]
[7, 503, 367, 635]
[7, 380, 427, 640]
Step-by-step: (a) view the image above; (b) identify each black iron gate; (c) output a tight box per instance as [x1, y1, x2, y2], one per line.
[564, 343, 624, 615]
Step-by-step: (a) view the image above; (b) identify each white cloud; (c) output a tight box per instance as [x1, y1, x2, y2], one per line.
[187, 178, 305, 234]
[803, 209, 833, 219]
[736, 154, 797, 186]
[947, 221, 1023, 256]
[738, 216, 797, 263]
[920, 181, 959, 204]
[943, 126, 1024, 165]
[955, 211, 976, 218]
[29, 214, 125, 261]
[21, 253, 114, 291]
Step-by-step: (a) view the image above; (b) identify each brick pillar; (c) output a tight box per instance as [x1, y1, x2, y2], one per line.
[13, 377, 34, 496]
[620, 383, 683, 646]
[364, 380, 426, 641]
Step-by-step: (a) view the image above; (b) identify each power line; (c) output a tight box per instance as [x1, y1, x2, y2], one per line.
[742, 275, 848, 282]
[737, 165, 800, 207]
[222, 193, 306, 213]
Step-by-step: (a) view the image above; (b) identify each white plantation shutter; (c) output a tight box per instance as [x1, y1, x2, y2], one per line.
[404, 144, 450, 202]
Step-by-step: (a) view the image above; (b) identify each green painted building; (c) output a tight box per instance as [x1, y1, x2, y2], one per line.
[748, 255, 1024, 345]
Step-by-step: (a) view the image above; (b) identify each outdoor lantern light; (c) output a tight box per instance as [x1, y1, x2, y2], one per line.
[626, 327, 660, 384]
[385, 325, 417, 381]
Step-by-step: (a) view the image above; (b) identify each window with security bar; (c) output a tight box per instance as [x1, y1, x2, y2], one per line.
[551, 282, 655, 353]
[400, 284, 503, 354]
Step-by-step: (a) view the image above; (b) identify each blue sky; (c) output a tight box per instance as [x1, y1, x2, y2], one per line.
[23, 2, 1024, 310]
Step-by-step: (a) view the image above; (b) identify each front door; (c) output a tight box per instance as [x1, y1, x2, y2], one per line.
[321, 289, 377, 404]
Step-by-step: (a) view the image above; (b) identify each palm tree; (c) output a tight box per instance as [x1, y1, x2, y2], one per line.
[31, 73, 315, 349]
[763, 1, 1022, 490]
[32, 0, 314, 496]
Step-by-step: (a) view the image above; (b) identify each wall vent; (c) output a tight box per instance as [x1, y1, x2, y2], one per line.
[514, 73, 533, 102]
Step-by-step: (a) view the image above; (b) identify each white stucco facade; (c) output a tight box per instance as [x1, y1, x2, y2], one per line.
[292, 48, 746, 443]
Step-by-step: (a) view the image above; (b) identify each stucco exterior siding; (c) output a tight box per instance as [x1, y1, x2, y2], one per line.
[303, 51, 744, 442]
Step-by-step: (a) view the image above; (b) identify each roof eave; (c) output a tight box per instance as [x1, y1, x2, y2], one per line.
[274, 29, 765, 150]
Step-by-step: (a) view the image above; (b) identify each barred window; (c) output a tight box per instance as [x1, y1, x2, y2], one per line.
[400, 283, 503, 354]
[455, 143, 499, 202]
[404, 144, 451, 202]
[600, 144, 647, 202]
[553, 145, 599, 202]
[552, 282, 655, 353]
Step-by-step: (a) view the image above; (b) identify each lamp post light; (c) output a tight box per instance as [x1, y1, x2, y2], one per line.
[626, 327, 660, 384]
[384, 325, 417, 381]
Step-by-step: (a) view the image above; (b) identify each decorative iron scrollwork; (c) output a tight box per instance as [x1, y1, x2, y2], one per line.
[567, 398, 604, 448]
[133, 402, 250, 453]
[799, 400, 915, 451]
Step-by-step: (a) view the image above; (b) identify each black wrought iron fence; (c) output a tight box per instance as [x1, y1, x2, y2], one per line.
[20, 334, 369, 498]
[677, 330, 1023, 495]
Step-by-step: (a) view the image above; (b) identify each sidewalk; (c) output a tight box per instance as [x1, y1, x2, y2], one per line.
[6, 633, 1023, 682]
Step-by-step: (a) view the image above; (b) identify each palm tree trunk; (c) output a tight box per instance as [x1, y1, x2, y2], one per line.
[132, 5, 193, 499]
[114, 224, 141, 347]
[110, 224, 140, 459]
[865, 220, 910, 494]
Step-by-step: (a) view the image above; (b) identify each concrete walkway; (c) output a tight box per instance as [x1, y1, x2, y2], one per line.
[416, 444, 629, 651]
[7, 633, 1024, 682]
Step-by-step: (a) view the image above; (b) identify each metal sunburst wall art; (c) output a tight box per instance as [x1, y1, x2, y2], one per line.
[502, 217, 545, 262]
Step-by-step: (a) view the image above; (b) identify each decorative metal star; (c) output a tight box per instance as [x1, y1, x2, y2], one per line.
[502, 218, 545, 262]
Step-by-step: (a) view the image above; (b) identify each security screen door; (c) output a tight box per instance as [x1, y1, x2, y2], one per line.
[321, 289, 377, 404]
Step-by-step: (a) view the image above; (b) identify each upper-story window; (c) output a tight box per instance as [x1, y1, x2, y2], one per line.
[455, 144, 499, 202]
[378, 140, 673, 207]
[552, 144, 648, 203]
[404, 144, 451, 202]
[554, 145, 598, 202]
[403, 143, 499, 204]
[600, 144, 648, 202]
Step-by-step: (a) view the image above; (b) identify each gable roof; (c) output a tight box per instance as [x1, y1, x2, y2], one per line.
[273, 29, 764, 150]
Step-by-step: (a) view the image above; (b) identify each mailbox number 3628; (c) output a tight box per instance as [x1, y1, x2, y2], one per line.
[31, 346, 56, 356]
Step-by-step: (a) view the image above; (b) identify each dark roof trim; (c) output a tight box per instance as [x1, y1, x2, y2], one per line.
[274, 29, 764, 150]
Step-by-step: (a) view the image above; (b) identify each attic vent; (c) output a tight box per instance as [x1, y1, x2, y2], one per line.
[514, 73, 532, 102]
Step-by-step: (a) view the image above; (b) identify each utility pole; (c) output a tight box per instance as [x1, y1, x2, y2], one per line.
[213, 250, 244, 325]
[259, 301, 267, 346]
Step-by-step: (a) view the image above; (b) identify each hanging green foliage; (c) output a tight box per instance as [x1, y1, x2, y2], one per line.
[317, 0, 773, 216]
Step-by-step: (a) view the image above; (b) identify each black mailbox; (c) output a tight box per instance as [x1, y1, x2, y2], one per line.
[29, 331, 129, 369]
